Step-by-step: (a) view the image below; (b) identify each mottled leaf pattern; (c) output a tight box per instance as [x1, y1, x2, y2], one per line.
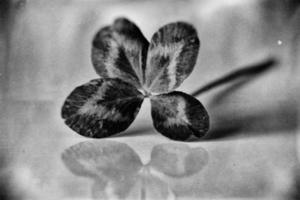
[92, 18, 149, 88]
[144, 22, 200, 93]
[149, 143, 209, 177]
[63, 17, 208, 141]
[150, 91, 209, 141]
[61, 78, 144, 138]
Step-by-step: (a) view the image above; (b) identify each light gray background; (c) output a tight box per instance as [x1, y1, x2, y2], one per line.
[1, 0, 300, 199]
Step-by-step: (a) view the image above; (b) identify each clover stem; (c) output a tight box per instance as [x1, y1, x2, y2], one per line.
[190, 58, 277, 97]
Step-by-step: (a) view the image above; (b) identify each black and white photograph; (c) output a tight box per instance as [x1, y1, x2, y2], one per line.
[1, 0, 300, 199]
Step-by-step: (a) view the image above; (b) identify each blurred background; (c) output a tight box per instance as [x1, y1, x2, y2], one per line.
[1, 0, 300, 199]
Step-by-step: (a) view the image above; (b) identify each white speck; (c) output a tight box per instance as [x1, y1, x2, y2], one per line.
[277, 40, 283, 45]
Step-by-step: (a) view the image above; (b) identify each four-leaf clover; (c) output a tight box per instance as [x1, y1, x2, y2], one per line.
[61, 17, 209, 141]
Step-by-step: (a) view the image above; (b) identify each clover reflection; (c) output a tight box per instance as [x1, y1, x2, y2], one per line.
[61, 140, 208, 200]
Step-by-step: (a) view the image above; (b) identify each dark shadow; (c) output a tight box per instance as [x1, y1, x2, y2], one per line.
[112, 126, 154, 138]
[204, 102, 297, 140]
[187, 126, 241, 142]
[209, 78, 251, 107]
[191, 58, 277, 97]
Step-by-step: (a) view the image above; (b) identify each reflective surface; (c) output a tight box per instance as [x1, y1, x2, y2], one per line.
[61, 141, 208, 199]
[1, 0, 300, 199]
